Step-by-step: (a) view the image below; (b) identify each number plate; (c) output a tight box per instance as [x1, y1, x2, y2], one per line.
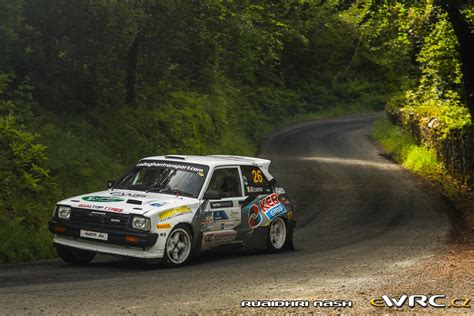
[80, 230, 108, 241]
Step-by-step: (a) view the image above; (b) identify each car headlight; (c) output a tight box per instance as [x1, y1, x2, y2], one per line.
[57, 206, 72, 219]
[131, 215, 151, 231]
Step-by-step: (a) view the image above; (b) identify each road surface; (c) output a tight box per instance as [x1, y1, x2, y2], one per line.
[0, 113, 456, 314]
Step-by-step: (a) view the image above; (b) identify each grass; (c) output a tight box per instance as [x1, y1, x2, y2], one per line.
[373, 119, 461, 195]
[0, 222, 55, 263]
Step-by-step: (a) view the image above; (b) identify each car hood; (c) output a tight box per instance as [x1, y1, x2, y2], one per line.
[57, 189, 199, 215]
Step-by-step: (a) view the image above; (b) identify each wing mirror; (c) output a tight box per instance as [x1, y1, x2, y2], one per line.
[203, 190, 221, 200]
[106, 180, 115, 189]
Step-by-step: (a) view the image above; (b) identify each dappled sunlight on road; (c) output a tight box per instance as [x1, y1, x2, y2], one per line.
[299, 156, 402, 171]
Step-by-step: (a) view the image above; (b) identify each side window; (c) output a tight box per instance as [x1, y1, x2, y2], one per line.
[206, 168, 242, 198]
[240, 166, 272, 195]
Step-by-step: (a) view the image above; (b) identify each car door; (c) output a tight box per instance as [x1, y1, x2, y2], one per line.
[201, 166, 244, 246]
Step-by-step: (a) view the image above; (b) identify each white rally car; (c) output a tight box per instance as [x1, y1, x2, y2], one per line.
[49, 155, 295, 267]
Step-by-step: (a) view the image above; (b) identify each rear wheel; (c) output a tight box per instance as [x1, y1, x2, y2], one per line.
[163, 225, 192, 267]
[267, 217, 287, 252]
[56, 245, 96, 265]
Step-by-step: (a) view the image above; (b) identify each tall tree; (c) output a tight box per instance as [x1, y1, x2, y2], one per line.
[438, 0, 474, 117]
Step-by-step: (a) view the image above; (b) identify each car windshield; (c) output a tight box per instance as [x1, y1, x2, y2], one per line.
[114, 160, 209, 198]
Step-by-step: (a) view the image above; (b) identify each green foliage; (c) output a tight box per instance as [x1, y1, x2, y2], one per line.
[358, 0, 472, 152]
[0, 74, 56, 263]
[373, 119, 462, 195]
[404, 145, 443, 176]
[0, 221, 54, 263]
[3, 0, 469, 263]
[373, 119, 443, 176]
[373, 119, 417, 162]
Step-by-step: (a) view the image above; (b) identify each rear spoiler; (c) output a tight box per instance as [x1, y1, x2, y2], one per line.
[209, 155, 271, 171]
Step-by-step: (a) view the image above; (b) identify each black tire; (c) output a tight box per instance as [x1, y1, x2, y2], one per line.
[56, 244, 96, 265]
[266, 217, 288, 252]
[285, 224, 295, 250]
[163, 225, 193, 267]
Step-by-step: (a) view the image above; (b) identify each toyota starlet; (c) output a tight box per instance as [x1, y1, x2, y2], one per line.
[49, 155, 295, 267]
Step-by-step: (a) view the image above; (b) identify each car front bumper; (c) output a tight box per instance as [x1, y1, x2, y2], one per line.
[49, 219, 160, 257]
[53, 235, 164, 259]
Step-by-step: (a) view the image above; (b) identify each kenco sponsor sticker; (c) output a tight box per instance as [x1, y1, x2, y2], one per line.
[248, 194, 287, 227]
[82, 196, 124, 203]
[260, 194, 286, 221]
[159, 206, 192, 221]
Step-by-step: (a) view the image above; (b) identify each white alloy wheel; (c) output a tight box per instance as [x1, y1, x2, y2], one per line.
[166, 227, 191, 265]
[269, 217, 287, 250]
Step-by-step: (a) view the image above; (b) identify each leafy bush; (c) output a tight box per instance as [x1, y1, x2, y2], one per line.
[0, 75, 56, 263]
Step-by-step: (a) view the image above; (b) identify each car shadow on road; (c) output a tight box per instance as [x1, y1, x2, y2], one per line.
[0, 247, 297, 289]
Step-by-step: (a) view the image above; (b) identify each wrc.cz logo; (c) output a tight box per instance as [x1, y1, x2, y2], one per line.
[370, 295, 471, 309]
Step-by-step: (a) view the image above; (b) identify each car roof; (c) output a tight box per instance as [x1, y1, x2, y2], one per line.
[140, 155, 271, 168]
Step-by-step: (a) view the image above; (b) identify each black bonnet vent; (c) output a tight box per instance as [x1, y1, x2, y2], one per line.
[127, 199, 142, 205]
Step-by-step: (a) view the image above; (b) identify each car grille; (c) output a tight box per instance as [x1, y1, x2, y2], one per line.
[70, 208, 129, 229]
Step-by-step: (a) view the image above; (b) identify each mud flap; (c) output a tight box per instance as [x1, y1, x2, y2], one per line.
[285, 219, 296, 250]
[244, 226, 269, 250]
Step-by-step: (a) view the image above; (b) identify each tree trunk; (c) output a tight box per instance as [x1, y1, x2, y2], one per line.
[439, 0, 474, 117]
[126, 36, 140, 106]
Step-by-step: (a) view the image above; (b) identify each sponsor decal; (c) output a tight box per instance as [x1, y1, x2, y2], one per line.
[210, 201, 233, 208]
[224, 223, 235, 229]
[149, 202, 167, 208]
[82, 196, 125, 203]
[201, 213, 213, 226]
[247, 186, 264, 193]
[241, 300, 352, 308]
[213, 210, 228, 221]
[247, 193, 287, 228]
[275, 187, 286, 194]
[279, 194, 291, 204]
[264, 204, 286, 221]
[110, 192, 147, 198]
[78, 204, 123, 213]
[248, 204, 262, 228]
[136, 161, 205, 175]
[203, 231, 237, 243]
[259, 193, 286, 221]
[370, 295, 471, 309]
[159, 206, 192, 221]
[259, 193, 280, 212]
[251, 169, 263, 184]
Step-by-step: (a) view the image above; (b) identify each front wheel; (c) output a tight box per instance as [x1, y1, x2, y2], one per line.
[56, 244, 96, 265]
[267, 217, 288, 252]
[163, 225, 192, 267]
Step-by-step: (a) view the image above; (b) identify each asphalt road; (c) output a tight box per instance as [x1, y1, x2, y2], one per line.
[0, 113, 455, 314]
